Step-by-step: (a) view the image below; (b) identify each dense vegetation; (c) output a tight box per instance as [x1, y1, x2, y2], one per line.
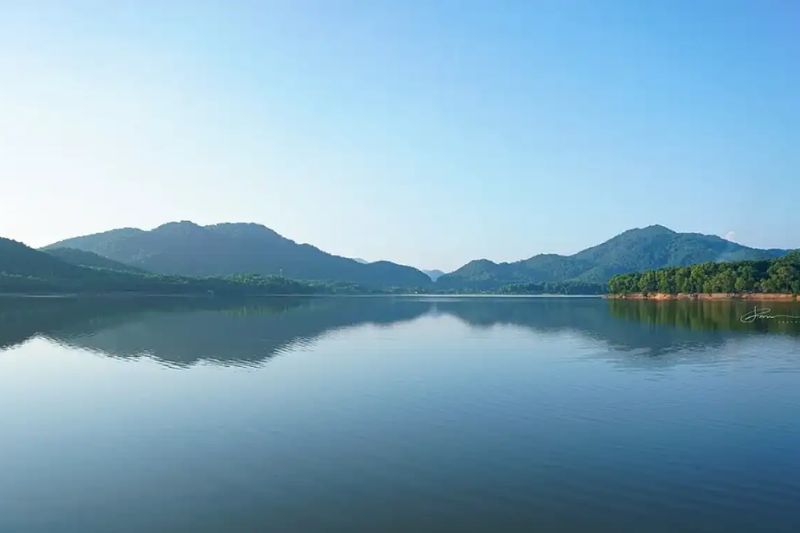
[437, 225, 786, 290]
[496, 281, 605, 295]
[608, 251, 800, 295]
[46, 221, 431, 289]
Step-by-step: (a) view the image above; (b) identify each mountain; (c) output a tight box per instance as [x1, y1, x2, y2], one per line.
[0, 236, 149, 293]
[437, 225, 788, 290]
[44, 247, 147, 274]
[0, 236, 315, 295]
[423, 269, 445, 281]
[1, 237, 89, 281]
[45, 221, 431, 289]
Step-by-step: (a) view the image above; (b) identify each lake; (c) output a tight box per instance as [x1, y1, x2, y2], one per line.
[1, 295, 799, 532]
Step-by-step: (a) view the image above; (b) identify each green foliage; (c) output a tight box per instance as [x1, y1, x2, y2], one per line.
[608, 252, 800, 295]
[497, 281, 606, 295]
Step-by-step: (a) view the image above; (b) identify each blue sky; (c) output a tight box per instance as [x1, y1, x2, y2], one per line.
[1, 1, 798, 270]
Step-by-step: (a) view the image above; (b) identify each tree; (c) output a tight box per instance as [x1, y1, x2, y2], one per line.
[734, 264, 756, 292]
[638, 271, 657, 293]
[675, 268, 690, 293]
[710, 269, 736, 293]
[657, 269, 675, 294]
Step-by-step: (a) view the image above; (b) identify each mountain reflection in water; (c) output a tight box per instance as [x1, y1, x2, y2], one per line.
[1, 296, 798, 367]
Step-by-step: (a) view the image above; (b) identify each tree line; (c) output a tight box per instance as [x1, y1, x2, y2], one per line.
[608, 251, 800, 295]
[496, 281, 605, 295]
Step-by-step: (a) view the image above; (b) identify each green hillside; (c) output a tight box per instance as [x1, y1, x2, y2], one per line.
[46, 221, 431, 289]
[44, 247, 147, 274]
[608, 251, 800, 295]
[437, 225, 787, 290]
[0, 237, 317, 295]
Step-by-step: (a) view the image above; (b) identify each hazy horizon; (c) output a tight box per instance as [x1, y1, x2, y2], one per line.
[2, 2, 799, 270]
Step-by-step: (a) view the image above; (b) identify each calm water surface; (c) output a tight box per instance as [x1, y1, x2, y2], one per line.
[1, 296, 799, 532]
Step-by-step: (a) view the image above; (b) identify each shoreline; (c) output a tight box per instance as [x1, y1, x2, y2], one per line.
[4, 291, 796, 301]
[607, 292, 798, 301]
[0, 291, 605, 299]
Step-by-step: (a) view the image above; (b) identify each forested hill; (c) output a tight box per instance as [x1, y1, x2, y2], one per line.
[15, 223, 795, 294]
[437, 225, 787, 290]
[0, 237, 319, 295]
[608, 251, 800, 295]
[45, 221, 431, 289]
[43, 247, 148, 274]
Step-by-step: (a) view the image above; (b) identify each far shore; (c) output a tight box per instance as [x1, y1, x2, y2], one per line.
[0, 291, 605, 299]
[4, 291, 796, 301]
[607, 292, 798, 301]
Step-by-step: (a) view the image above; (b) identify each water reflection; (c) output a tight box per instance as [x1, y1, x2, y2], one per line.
[2, 295, 800, 533]
[0, 296, 798, 366]
[0, 296, 428, 366]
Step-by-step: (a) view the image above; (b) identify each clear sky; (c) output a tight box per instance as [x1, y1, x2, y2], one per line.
[1, 1, 798, 271]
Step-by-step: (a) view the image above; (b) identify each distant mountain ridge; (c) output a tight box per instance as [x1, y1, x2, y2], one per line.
[423, 269, 445, 281]
[40, 223, 790, 292]
[46, 221, 431, 289]
[0, 236, 320, 295]
[437, 225, 788, 290]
